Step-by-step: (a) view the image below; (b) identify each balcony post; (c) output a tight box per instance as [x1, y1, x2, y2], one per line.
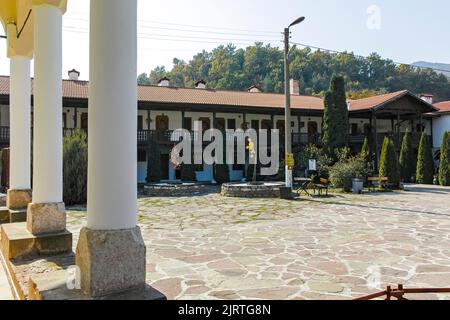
[76, 0, 146, 297]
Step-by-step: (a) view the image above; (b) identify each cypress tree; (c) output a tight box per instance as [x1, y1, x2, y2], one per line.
[322, 75, 348, 158]
[322, 91, 335, 156]
[416, 132, 435, 184]
[399, 130, 415, 182]
[379, 137, 400, 187]
[359, 137, 371, 163]
[439, 132, 450, 186]
[331, 75, 349, 149]
[146, 138, 162, 183]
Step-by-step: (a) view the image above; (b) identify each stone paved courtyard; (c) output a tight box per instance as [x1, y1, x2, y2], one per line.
[67, 184, 450, 300]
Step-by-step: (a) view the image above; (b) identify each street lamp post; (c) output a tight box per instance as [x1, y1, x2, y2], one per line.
[284, 16, 305, 188]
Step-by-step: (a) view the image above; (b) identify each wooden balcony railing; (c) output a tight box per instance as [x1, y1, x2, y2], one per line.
[0, 128, 430, 149]
[0, 127, 10, 144]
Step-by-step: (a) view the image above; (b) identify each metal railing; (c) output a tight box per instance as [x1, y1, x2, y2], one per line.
[355, 284, 450, 300]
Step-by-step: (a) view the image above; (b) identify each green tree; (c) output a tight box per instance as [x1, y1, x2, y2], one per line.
[399, 130, 415, 182]
[146, 138, 161, 183]
[438, 132, 450, 186]
[322, 75, 348, 157]
[146, 44, 450, 101]
[63, 130, 88, 205]
[416, 132, 435, 184]
[331, 75, 349, 149]
[379, 137, 400, 187]
[359, 137, 371, 163]
[321, 90, 335, 155]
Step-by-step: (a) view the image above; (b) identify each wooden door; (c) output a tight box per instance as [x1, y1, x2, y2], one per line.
[160, 154, 169, 180]
[81, 113, 88, 131]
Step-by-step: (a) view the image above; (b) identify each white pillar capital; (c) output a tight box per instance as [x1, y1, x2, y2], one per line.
[32, 0, 68, 14]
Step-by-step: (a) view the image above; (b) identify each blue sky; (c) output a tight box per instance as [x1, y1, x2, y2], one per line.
[1, 0, 449, 79]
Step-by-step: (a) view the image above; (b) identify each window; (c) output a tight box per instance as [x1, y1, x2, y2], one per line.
[351, 123, 359, 135]
[251, 120, 259, 130]
[199, 117, 211, 132]
[183, 117, 192, 131]
[277, 120, 286, 132]
[307, 121, 318, 134]
[156, 115, 169, 131]
[62, 113, 67, 129]
[261, 120, 272, 130]
[215, 118, 226, 132]
[227, 119, 236, 130]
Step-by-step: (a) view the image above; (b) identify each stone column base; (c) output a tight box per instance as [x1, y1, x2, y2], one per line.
[27, 202, 66, 235]
[1, 222, 72, 260]
[7, 189, 32, 210]
[76, 226, 146, 297]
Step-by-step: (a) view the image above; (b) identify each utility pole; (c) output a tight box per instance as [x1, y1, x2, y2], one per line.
[284, 27, 293, 188]
[283, 16, 305, 189]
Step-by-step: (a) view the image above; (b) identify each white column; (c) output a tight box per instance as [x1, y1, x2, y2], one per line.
[88, 0, 137, 230]
[32, 5, 63, 204]
[9, 57, 31, 190]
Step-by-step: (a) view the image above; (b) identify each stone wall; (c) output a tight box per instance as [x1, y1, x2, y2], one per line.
[143, 184, 207, 197]
[221, 183, 283, 198]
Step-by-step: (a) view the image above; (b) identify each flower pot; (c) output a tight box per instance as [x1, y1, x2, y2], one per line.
[352, 178, 364, 194]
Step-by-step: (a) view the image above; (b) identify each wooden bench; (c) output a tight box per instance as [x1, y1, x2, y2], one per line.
[368, 177, 388, 192]
[313, 178, 330, 196]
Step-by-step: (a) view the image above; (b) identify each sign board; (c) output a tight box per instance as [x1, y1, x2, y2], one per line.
[308, 159, 317, 171]
[286, 153, 295, 169]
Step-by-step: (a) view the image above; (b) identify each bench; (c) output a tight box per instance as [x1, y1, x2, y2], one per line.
[368, 177, 388, 192]
[313, 178, 330, 196]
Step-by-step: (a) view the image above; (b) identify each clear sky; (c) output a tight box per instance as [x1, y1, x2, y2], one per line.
[1, 0, 449, 80]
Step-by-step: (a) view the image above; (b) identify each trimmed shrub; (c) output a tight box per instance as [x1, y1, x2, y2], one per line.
[399, 130, 415, 182]
[329, 157, 369, 192]
[416, 132, 435, 184]
[439, 131, 450, 186]
[379, 137, 400, 187]
[63, 130, 88, 205]
[146, 138, 161, 183]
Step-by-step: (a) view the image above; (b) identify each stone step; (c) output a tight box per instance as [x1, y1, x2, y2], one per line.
[0, 222, 72, 261]
[9, 209, 27, 223]
[29, 270, 166, 300]
[0, 207, 8, 225]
